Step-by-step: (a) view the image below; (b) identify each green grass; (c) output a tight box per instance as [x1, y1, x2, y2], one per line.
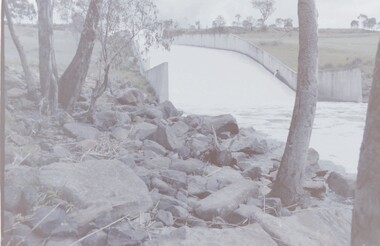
[239, 29, 379, 71]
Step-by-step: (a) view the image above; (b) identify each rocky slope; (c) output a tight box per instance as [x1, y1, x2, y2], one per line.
[4, 67, 355, 245]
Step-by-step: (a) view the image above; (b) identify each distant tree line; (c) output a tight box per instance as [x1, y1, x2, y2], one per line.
[351, 14, 379, 30]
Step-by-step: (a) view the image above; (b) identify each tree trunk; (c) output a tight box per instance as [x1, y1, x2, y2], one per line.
[4, 0, 36, 98]
[270, 0, 319, 207]
[36, 0, 58, 113]
[58, 0, 103, 112]
[351, 40, 380, 246]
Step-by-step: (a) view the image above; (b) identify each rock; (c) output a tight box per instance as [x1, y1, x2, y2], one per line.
[195, 180, 260, 221]
[167, 205, 190, 221]
[160, 169, 187, 189]
[111, 127, 130, 141]
[143, 140, 167, 156]
[327, 172, 356, 198]
[159, 101, 180, 119]
[63, 123, 100, 140]
[26, 206, 78, 237]
[242, 166, 262, 180]
[248, 205, 351, 246]
[117, 88, 145, 106]
[229, 137, 268, 155]
[4, 211, 15, 231]
[187, 176, 208, 197]
[57, 111, 74, 126]
[263, 197, 282, 216]
[170, 158, 206, 175]
[307, 148, 319, 165]
[130, 122, 157, 140]
[4, 166, 38, 213]
[94, 111, 122, 130]
[146, 107, 164, 119]
[189, 134, 212, 156]
[7, 87, 26, 98]
[144, 156, 171, 170]
[19, 186, 39, 214]
[82, 230, 108, 246]
[172, 121, 190, 136]
[206, 148, 236, 167]
[45, 238, 78, 246]
[153, 125, 184, 151]
[39, 160, 153, 216]
[108, 221, 147, 246]
[203, 114, 239, 136]
[205, 167, 244, 191]
[151, 192, 190, 211]
[4, 223, 42, 246]
[145, 224, 277, 246]
[10, 133, 29, 146]
[303, 180, 326, 197]
[156, 210, 174, 226]
[152, 178, 175, 194]
[53, 145, 71, 159]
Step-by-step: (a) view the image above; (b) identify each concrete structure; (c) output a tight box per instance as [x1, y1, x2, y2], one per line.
[174, 34, 363, 103]
[133, 42, 169, 102]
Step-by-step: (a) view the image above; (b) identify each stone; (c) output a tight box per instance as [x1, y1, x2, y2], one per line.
[187, 176, 208, 197]
[26, 206, 78, 237]
[145, 224, 277, 246]
[195, 180, 260, 221]
[229, 137, 268, 155]
[143, 107, 164, 119]
[144, 156, 171, 170]
[4, 166, 38, 213]
[63, 123, 100, 140]
[170, 158, 206, 175]
[152, 178, 175, 194]
[303, 180, 326, 197]
[167, 205, 190, 220]
[143, 140, 167, 156]
[205, 167, 244, 191]
[45, 238, 78, 246]
[108, 222, 147, 246]
[189, 134, 212, 156]
[53, 146, 71, 159]
[7, 87, 26, 98]
[130, 122, 157, 141]
[242, 166, 262, 180]
[160, 169, 187, 189]
[19, 186, 39, 214]
[82, 230, 108, 246]
[94, 111, 121, 130]
[151, 192, 190, 211]
[153, 124, 185, 151]
[38, 160, 153, 216]
[159, 100, 180, 119]
[10, 134, 29, 146]
[172, 121, 190, 136]
[203, 114, 239, 136]
[4, 211, 15, 231]
[156, 210, 174, 226]
[263, 197, 282, 216]
[307, 148, 320, 166]
[117, 88, 145, 106]
[248, 205, 351, 246]
[327, 172, 356, 198]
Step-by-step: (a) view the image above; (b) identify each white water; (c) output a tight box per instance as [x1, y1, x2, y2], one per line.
[148, 45, 367, 174]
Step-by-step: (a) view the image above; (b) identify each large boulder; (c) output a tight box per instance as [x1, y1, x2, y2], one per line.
[144, 224, 277, 246]
[38, 160, 153, 216]
[117, 88, 145, 106]
[158, 101, 180, 119]
[129, 122, 157, 141]
[195, 180, 260, 221]
[248, 205, 351, 246]
[63, 123, 100, 140]
[327, 172, 356, 198]
[152, 125, 185, 151]
[185, 114, 239, 137]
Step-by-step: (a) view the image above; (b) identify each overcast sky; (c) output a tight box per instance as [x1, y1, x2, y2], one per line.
[155, 0, 380, 28]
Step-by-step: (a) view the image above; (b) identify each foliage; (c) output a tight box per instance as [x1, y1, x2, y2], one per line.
[212, 15, 226, 31]
[350, 20, 359, 28]
[251, 0, 276, 27]
[242, 16, 255, 30]
[7, 0, 36, 24]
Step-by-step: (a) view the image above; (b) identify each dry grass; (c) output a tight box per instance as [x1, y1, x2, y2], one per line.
[239, 29, 379, 70]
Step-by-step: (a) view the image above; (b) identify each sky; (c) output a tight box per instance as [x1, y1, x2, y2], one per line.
[155, 0, 380, 28]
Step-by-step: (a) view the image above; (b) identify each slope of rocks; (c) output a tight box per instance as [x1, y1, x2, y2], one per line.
[4, 67, 354, 245]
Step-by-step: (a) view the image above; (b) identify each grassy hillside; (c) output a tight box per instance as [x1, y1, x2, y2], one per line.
[239, 29, 379, 71]
[4, 25, 147, 90]
[239, 29, 379, 100]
